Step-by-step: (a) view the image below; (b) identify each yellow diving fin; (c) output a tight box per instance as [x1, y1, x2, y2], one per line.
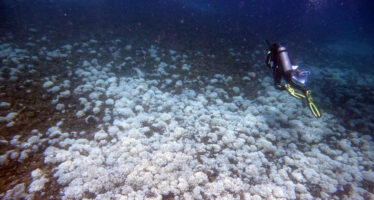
[284, 84, 306, 99]
[306, 90, 321, 118]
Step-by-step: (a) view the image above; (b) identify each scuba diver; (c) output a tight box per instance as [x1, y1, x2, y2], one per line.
[265, 40, 321, 118]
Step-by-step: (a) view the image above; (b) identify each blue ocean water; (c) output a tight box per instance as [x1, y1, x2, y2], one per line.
[0, 0, 373, 199]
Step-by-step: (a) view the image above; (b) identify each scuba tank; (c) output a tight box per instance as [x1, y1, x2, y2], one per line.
[276, 44, 293, 73]
[265, 40, 292, 73]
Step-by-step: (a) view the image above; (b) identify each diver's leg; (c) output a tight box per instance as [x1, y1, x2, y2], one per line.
[273, 68, 283, 90]
[290, 82, 307, 93]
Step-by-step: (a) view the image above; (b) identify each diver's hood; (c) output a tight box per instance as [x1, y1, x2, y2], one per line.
[291, 69, 310, 87]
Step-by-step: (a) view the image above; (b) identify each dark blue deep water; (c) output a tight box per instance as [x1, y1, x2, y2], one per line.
[0, 0, 373, 199]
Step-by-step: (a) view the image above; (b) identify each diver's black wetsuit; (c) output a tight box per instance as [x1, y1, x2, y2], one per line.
[266, 43, 307, 92]
[265, 41, 321, 118]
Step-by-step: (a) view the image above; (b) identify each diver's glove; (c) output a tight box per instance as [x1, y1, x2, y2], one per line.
[266, 51, 272, 69]
[305, 90, 321, 118]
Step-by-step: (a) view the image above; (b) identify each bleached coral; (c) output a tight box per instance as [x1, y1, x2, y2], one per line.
[5, 42, 369, 200]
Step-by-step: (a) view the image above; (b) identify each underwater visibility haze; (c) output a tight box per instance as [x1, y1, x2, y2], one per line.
[0, 0, 373, 199]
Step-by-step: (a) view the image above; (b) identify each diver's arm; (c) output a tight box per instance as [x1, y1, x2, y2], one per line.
[273, 67, 284, 90]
